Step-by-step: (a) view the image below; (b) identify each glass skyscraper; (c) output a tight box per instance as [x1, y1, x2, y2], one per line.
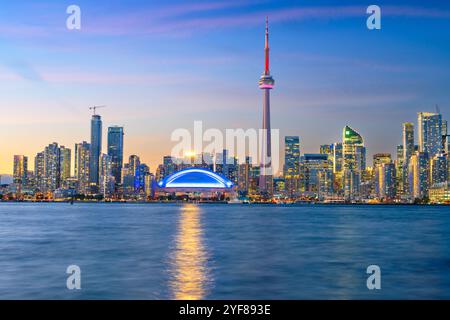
[89, 114, 102, 191]
[44, 143, 61, 192]
[418, 112, 442, 158]
[409, 151, 430, 199]
[75, 141, 91, 195]
[13, 155, 28, 186]
[284, 136, 300, 196]
[342, 126, 366, 199]
[59, 146, 71, 187]
[107, 126, 124, 184]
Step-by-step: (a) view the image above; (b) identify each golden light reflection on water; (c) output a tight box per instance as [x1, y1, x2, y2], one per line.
[170, 204, 211, 300]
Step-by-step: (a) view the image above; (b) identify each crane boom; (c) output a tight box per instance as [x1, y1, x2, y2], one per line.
[89, 105, 106, 115]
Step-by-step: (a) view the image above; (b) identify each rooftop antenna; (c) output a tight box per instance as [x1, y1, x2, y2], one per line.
[435, 104, 441, 115]
[89, 105, 106, 115]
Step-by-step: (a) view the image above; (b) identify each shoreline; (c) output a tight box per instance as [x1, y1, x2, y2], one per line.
[0, 200, 449, 206]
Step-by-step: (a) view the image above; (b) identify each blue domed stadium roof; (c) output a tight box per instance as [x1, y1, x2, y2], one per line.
[158, 168, 233, 189]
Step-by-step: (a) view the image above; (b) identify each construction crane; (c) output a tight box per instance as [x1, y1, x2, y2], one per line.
[89, 105, 106, 115]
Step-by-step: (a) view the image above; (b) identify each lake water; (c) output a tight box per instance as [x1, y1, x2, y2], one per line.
[0, 203, 449, 299]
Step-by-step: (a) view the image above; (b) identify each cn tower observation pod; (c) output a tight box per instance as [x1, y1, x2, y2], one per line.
[157, 168, 233, 189]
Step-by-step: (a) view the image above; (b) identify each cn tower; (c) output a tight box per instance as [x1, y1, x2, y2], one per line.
[259, 17, 275, 196]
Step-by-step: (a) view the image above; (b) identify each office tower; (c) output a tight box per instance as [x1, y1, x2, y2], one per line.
[100, 153, 114, 198]
[403, 123, 415, 162]
[224, 157, 239, 185]
[122, 163, 135, 196]
[371, 153, 392, 198]
[402, 122, 415, 195]
[373, 153, 392, 168]
[396, 145, 404, 195]
[128, 155, 141, 183]
[283, 136, 300, 196]
[301, 154, 333, 196]
[107, 126, 124, 185]
[273, 177, 286, 194]
[332, 142, 343, 191]
[238, 156, 252, 196]
[145, 173, 155, 200]
[396, 145, 404, 163]
[75, 142, 91, 195]
[163, 156, 177, 178]
[59, 146, 71, 187]
[34, 152, 45, 192]
[342, 126, 366, 199]
[375, 162, 396, 200]
[408, 151, 430, 199]
[89, 114, 102, 191]
[320, 144, 333, 156]
[44, 143, 61, 192]
[155, 164, 165, 183]
[445, 135, 450, 155]
[258, 18, 275, 196]
[418, 112, 443, 157]
[214, 151, 225, 175]
[136, 163, 150, 195]
[430, 154, 448, 186]
[248, 165, 260, 197]
[202, 153, 214, 171]
[13, 155, 28, 186]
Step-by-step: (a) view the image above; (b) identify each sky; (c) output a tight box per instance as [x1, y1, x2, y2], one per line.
[0, 0, 450, 175]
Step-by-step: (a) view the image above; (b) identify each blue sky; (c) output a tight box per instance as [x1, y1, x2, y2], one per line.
[0, 0, 449, 173]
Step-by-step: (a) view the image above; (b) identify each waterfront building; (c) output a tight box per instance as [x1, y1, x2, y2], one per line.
[396, 145, 405, 195]
[301, 154, 333, 197]
[273, 177, 286, 195]
[342, 126, 366, 199]
[320, 144, 333, 156]
[248, 165, 260, 197]
[430, 153, 448, 186]
[163, 156, 177, 179]
[408, 151, 430, 199]
[122, 163, 135, 197]
[44, 143, 61, 192]
[418, 112, 443, 157]
[107, 126, 124, 185]
[59, 146, 71, 188]
[375, 162, 396, 200]
[13, 155, 28, 187]
[237, 156, 252, 196]
[100, 153, 115, 198]
[75, 142, 91, 195]
[89, 113, 102, 192]
[136, 163, 150, 196]
[284, 136, 300, 196]
[34, 152, 45, 192]
[145, 173, 155, 200]
[332, 142, 343, 192]
[429, 182, 450, 204]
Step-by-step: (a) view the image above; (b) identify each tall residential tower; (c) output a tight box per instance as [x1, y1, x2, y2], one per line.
[107, 126, 124, 185]
[89, 113, 102, 192]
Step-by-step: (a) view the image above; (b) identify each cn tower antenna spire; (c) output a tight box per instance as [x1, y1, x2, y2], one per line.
[265, 16, 270, 75]
[258, 17, 275, 197]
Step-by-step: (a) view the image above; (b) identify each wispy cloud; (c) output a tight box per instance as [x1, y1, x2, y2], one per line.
[85, 4, 450, 37]
[1, 3, 449, 38]
[38, 69, 207, 85]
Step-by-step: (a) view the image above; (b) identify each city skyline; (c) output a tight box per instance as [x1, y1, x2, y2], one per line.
[1, 0, 450, 174]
